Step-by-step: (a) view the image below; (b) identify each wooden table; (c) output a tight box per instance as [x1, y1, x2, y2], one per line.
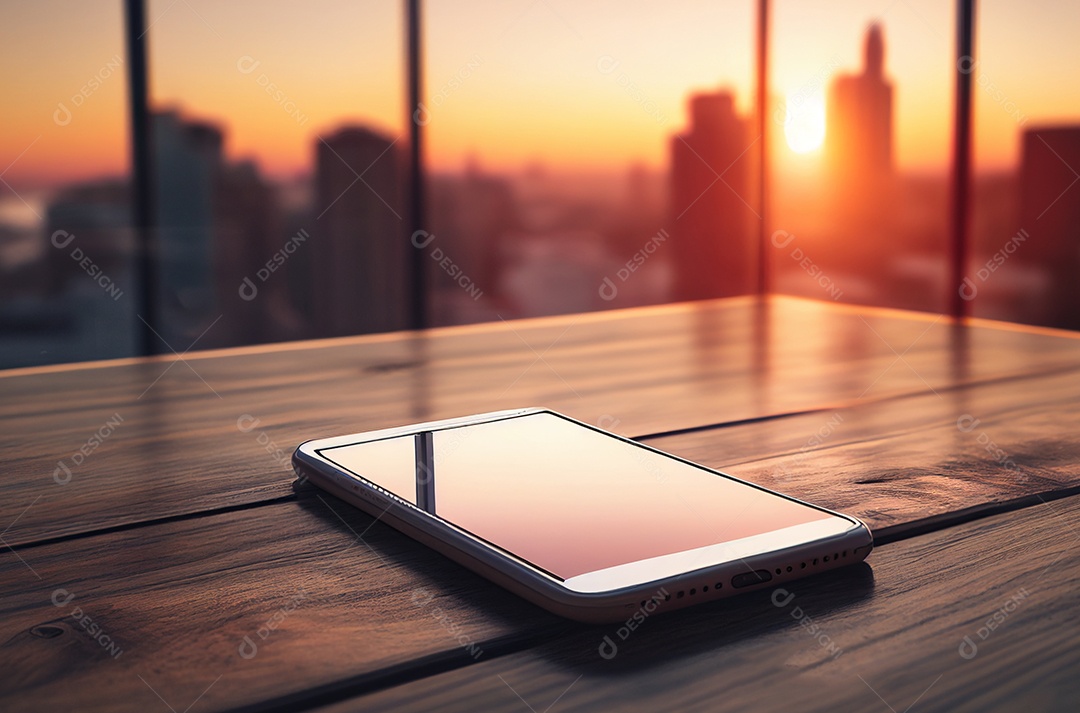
[3, 295, 1079, 712]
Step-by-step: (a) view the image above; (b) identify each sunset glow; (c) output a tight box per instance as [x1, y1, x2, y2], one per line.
[3, 0, 1080, 367]
[0, 0, 1077, 186]
[784, 96, 826, 154]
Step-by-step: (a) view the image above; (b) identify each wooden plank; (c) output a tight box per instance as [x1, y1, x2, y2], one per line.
[3, 455, 1078, 712]
[0, 495, 548, 713]
[643, 367, 1080, 536]
[3, 429, 1078, 712]
[4, 296, 1080, 546]
[8, 340, 1078, 556]
[318, 494, 1080, 713]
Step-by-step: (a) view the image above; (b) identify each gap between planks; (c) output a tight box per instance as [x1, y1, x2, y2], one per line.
[9, 356, 1080, 554]
[197, 487, 1080, 713]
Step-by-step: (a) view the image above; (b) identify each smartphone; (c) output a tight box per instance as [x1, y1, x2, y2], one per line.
[293, 408, 872, 623]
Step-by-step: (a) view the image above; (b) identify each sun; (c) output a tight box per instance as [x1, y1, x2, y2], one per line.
[784, 95, 826, 154]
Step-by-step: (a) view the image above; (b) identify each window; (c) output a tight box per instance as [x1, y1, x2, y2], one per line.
[1, 2, 134, 368]
[769, 0, 953, 314]
[971, 1, 1080, 329]
[1, 1, 1074, 370]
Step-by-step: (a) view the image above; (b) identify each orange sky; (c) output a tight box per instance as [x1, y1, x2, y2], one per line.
[2, 0, 1078, 190]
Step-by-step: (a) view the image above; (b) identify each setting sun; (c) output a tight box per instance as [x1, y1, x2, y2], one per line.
[784, 95, 826, 154]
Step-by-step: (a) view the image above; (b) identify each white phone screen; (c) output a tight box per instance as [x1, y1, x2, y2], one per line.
[319, 412, 841, 580]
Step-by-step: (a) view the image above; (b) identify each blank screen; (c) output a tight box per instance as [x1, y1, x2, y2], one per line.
[320, 412, 833, 579]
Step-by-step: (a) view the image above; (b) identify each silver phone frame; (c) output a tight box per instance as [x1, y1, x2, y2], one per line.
[293, 408, 873, 623]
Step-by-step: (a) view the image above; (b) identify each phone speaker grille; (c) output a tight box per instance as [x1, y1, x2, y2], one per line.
[639, 550, 850, 609]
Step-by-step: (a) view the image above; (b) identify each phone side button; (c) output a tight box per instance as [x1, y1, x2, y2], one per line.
[731, 570, 773, 589]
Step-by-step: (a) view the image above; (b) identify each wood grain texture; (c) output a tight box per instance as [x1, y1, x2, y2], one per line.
[647, 367, 1080, 537]
[0, 494, 552, 713]
[3, 295, 1080, 711]
[2, 465, 1077, 712]
[322, 494, 1080, 713]
[4, 296, 1080, 546]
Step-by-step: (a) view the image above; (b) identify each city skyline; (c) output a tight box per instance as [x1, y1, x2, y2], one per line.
[3, 5, 1080, 368]
[669, 89, 755, 301]
[3, 0, 1080, 190]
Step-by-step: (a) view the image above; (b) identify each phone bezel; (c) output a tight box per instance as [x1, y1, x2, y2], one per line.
[293, 408, 873, 622]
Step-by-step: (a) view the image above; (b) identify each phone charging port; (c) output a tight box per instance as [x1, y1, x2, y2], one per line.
[731, 570, 773, 589]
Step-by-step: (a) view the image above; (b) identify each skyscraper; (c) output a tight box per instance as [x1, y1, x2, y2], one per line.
[669, 90, 754, 301]
[44, 179, 131, 297]
[153, 110, 223, 346]
[827, 24, 893, 184]
[312, 126, 407, 337]
[1018, 126, 1080, 329]
[428, 160, 516, 323]
[152, 109, 291, 350]
[215, 159, 286, 346]
[825, 24, 896, 276]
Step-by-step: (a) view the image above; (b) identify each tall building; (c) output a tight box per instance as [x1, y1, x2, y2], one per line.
[27, 179, 136, 366]
[827, 24, 893, 184]
[153, 110, 223, 346]
[312, 126, 407, 337]
[1018, 126, 1080, 329]
[824, 23, 896, 276]
[44, 179, 132, 297]
[153, 110, 291, 350]
[215, 159, 289, 346]
[669, 90, 754, 301]
[428, 160, 516, 324]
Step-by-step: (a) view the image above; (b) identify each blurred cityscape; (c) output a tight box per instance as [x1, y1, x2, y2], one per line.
[2, 22, 1079, 369]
